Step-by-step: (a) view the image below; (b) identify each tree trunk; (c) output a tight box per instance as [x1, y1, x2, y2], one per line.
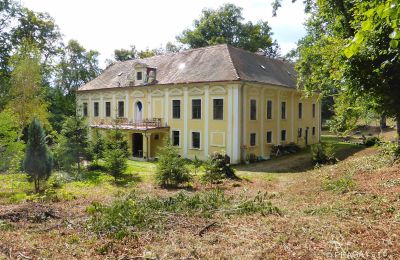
[380, 114, 387, 131]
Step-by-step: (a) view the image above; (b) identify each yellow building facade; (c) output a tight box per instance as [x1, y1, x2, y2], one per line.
[77, 44, 320, 164]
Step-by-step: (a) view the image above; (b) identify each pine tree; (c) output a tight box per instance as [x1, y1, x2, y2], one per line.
[89, 128, 105, 165]
[104, 128, 129, 181]
[56, 115, 89, 174]
[23, 118, 53, 193]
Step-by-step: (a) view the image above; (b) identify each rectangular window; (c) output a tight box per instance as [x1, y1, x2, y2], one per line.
[94, 102, 99, 117]
[192, 99, 201, 119]
[250, 133, 256, 146]
[281, 102, 286, 119]
[172, 100, 181, 119]
[213, 99, 224, 120]
[192, 132, 200, 149]
[105, 102, 111, 117]
[299, 102, 303, 119]
[118, 101, 124, 117]
[83, 102, 88, 117]
[312, 127, 316, 136]
[266, 131, 272, 144]
[312, 103, 316, 118]
[250, 99, 257, 120]
[298, 128, 302, 138]
[281, 130, 286, 141]
[267, 100, 272, 119]
[172, 131, 180, 146]
[136, 71, 142, 80]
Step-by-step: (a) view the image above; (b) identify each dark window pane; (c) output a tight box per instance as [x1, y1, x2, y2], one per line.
[94, 102, 99, 117]
[250, 99, 257, 120]
[266, 131, 272, 143]
[118, 101, 124, 117]
[105, 102, 111, 117]
[137, 71, 142, 80]
[213, 99, 224, 120]
[312, 127, 316, 135]
[192, 132, 200, 148]
[281, 130, 286, 141]
[299, 103, 303, 119]
[298, 128, 302, 138]
[312, 104, 316, 118]
[281, 102, 286, 119]
[83, 103, 88, 117]
[192, 99, 201, 119]
[173, 131, 180, 146]
[172, 100, 181, 119]
[267, 100, 272, 119]
[250, 133, 256, 146]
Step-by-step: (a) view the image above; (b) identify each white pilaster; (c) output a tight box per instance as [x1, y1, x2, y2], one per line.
[232, 84, 240, 163]
[164, 88, 169, 125]
[183, 87, 188, 156]
[204, 86, 209, 158]
[112, 94, 116, 119]
[291, 92, 295, 142]
[260, 88, 265, 157]
[147, 89, 152, 119]
[276, 90, 281, 144]
[125, 90, 129, 119]
[100, 96, 104, 119]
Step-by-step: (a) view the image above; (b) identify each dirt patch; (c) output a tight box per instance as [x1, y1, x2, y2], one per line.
[0, 202, 60, 223]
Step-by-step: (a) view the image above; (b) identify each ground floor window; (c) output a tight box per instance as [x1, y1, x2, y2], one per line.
[250, 133, 256, 146]
[312, 127, 316, 136]
[298, 128, 302, 138]
[192, 131, 200, 149]
[172, 131, 180, 146]
[281, 130, 286, 141]
[266, 131, 272, 144]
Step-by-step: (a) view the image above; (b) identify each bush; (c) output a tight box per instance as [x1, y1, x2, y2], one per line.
[323, 175, 355, 193]
[202, 152, 237, 183]
[311, 143, 337, 165]
[155, 143, 191, 187]
[380, 142, 400, 161]
[104, 128, 129, 181]
[364, 136, 380, 147]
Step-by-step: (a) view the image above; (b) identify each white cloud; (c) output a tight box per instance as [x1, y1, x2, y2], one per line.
[22, 0, 307, 68]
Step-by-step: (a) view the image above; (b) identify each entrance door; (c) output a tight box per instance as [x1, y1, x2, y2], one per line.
[305, 128, 309, 146]
[135, 101, 143, 122]
[132, 133, 143, 157]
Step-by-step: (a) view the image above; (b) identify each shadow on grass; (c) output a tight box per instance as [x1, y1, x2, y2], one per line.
[114, 173, 143, 186]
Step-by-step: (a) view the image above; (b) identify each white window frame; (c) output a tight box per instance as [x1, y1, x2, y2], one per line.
[266, 99, 273, 120]
[250, 98, 258, 120]
[250, 132, 257, 147]
[190, 130, 201, 150]
[211, 96, 225, 120]
[171, 98, 182, 120]
[171, 129, 181, 148]
[266, 130, 273, 144]
[190, 97, 203, 120]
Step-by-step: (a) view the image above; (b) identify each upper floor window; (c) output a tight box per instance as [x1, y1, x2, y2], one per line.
[267, 100, 272, 119]
[105, 102, 111, 117]
[250, 133, 256, 146]
[281, 102, 286, 119]
[299, 102, 303, 119]
[83, 102, 88, 117]
[250, 99, 257, 120]
[172, 100, 181, 119]
[192, 131, 200, 149]
[136, 71, 142, 80]
[94, 102, 99, 117]
[312, 103, 316, 118]
[192, 99, 201, 119]
[118, 101, 124, 118]
[213, 99, 224, 120]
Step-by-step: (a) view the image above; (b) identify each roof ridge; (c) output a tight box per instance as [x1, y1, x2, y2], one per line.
[225, 44, 241, 80]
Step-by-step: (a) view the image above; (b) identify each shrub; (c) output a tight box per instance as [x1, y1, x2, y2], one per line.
[202, 152, 237, 183]
[323, 175, 355, 193]
[104, 128, 129, 181]
[89, 128, 105, 164]
[155, 143, 191, 187]
[379, 142, 400, 161]
[311, 143, 337, 165]
[365, 136, 380, 147]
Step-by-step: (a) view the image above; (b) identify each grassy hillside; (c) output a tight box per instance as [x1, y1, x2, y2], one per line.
[0, 138, 399, 259]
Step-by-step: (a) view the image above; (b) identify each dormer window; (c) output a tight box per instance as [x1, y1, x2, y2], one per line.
[136, 71, 142, 80]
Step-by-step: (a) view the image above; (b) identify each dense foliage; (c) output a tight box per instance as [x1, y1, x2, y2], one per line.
[202, 152, 236, 183]
[177, 3, 279, 57]
[23, 118, 53, 192]
[104, 128, 129, 181]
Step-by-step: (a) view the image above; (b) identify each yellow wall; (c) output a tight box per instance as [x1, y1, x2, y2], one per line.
[77, 82, 320, 163]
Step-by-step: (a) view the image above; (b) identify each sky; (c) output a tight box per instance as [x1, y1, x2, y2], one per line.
[21, 0, 308, 68]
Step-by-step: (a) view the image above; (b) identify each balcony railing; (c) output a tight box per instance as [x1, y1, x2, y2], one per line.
[91, 118, 167, 129]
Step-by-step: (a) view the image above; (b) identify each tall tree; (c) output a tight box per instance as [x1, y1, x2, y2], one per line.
[0, 109, 24, 172]
[7, 41, 48, 131]
[177, 3, 279, 56]
[23, 118, 53, 193]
